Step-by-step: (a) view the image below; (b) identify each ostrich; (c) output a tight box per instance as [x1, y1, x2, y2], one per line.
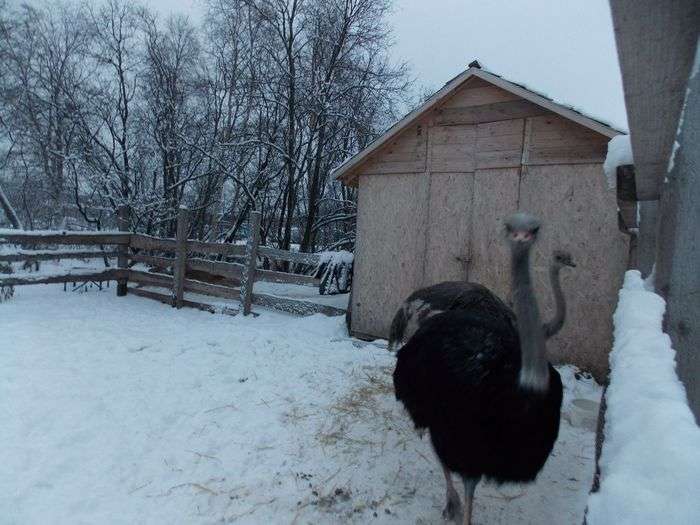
[388, 249, 576, 352]
[392, 213, 564, 525]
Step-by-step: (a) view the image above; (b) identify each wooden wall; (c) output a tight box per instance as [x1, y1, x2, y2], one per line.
[350, 77, 627, 379]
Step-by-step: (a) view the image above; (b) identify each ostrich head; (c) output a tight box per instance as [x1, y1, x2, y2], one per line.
[552, 249, 576, 269]
[504, 212, 541, 255]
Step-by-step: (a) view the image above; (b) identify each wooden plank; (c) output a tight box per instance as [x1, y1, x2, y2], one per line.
[256, 268, 318, 286]
[0, 250, 118, 263]
[616, 165, 638, 201]
[475, 119, 525, 169]
[187, 239, 246, 257]
[429, 124, 476, 173]
[442, 84, 521, 109]
[130, 234, 177, 251]
[430, 124, 477, 145]
[257, 246, 321, 266]
[351, 173, 429, 338]
[173, 207, 189, 308]
[362, 123, 427, 175]
[434, 99, 546, 126]
[609, 0, 699, 199]
[525, 144, 607, 165]
[0, 231, 130, 246]
[117, 206, 129, 297]
[252, 292, 345, 317]
[187, 258, 243, 280]
[521, 118, 534, 165]
[361, 159, 426, 175]
[240, 211, 261, 315]
[127, 286, 241, 317]
[183, 278, 241, 300]
[424, 172, 475, 285]
[128, 269, 174, 288]
[129, 253, 175, 269]
[519, 163, 627, 380]
[0, 268, 125, 286]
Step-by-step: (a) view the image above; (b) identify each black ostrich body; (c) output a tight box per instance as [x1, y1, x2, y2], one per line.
[388, 281, 516, 351]
[393, 309, 563, 483]
[391, 213, 571, 524]
[388, 251, 575, 352]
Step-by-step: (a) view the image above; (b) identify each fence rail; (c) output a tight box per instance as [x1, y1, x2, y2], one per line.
[0, 207, 344, 318]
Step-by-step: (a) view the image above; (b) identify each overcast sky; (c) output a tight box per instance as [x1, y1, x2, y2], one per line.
[137, 0, 628, 130]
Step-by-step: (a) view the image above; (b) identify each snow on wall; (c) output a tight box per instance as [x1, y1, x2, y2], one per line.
[586, 271, 700, 525]
[603, 135, 633, 189]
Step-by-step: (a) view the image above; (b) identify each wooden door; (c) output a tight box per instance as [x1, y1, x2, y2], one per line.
[351, 173, 430, 338]
[423, 172, 475, 286]
[467, 168, 521, 304]
[519, 164, 627, 377]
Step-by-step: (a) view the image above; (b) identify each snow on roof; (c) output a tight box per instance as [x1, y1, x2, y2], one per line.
[603, 135, 634, 189]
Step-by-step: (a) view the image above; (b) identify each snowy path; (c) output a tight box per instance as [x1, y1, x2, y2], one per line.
[2, 285, 600, 524]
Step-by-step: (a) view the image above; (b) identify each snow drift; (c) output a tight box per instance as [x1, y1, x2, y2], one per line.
[586, 271, 700, 524]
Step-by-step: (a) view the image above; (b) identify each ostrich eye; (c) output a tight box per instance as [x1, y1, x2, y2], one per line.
[532, 227, 540, 235]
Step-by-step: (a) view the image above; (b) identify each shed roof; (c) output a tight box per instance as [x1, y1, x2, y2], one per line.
[335, 64, 624, 185]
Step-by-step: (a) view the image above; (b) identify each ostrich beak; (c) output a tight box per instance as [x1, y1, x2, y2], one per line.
[566, 260, 577, 268]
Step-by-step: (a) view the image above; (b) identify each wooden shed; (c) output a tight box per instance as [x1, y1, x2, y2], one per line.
[336, 64, 629, 379]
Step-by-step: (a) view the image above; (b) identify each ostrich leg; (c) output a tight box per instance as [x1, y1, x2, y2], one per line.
[460, 476, 478, 525]
[440, 461, 462, 521]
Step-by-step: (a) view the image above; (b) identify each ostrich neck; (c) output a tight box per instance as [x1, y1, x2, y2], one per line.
[543, 265, 566, 338]
[511, 249, 549, 392]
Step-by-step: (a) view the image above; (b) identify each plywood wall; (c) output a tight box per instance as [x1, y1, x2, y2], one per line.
[350, 77, 627, 379]
[519, 164, 627, 378]
[352, 173, 429, 338]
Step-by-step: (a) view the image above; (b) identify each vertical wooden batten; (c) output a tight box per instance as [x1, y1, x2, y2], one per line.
[173, 206, 189, 309]
[116, 205, 130, 297]
[240, 210, 262, 316]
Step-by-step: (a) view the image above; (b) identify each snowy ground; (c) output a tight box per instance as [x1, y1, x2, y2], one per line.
[2, 284, 600, 524]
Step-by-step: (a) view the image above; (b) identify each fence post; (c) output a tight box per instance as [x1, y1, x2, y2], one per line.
[173, 206, 189, 309]
[240, 210, 261, 316]
[116, 205, 129, 297]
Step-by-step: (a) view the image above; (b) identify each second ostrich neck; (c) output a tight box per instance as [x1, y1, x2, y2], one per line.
[544, 264, 566, 338]
[511, 249, 550, 392]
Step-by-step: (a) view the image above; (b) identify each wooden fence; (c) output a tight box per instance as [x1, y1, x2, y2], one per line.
[0, 207, 345, 317]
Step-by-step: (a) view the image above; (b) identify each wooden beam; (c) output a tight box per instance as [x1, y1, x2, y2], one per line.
[616, 164, 638, 201]
[187, 257, 243, 280]
[251, 292, 346, 317]
[130, 234, 178, 251]
[0, 250, 118, 263]
[183, 278, 241, 300]
[129, 253, 175, 269]
[258, 246, 320, 266]
[128, 269, 174, 288]
[609, 0, 699, 199]
[127, 286, 240, 316]
[0, 268, 125, 286]
[187, 239, 246, 257]
[434, 99, 546, 126]
[256, 268, 318, 286]
[0, 231, 130, 245]
[240, 211, 261, 315]
[173, 207, 189, 308]
[116, 206, 129, 297]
